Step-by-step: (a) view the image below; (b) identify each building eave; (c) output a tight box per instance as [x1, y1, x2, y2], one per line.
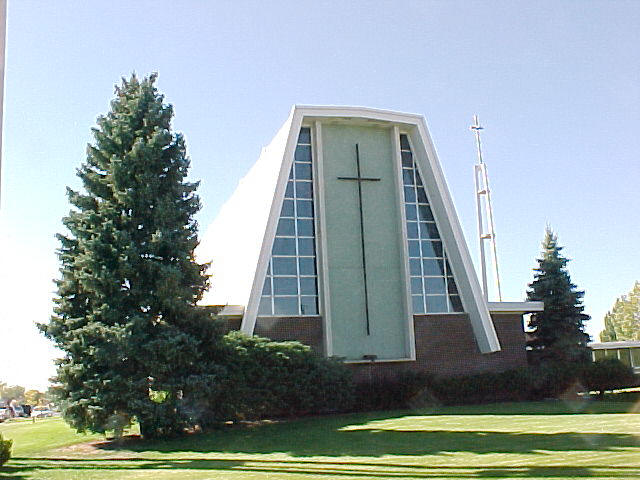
[214, 305, 245, 318]
[488, 301, 544, 314]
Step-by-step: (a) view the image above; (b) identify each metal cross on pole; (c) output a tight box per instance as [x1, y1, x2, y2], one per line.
[337, 144, 380, 335]
[471, 115, 503, 301]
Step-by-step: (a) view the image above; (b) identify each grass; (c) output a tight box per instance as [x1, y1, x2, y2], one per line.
[1, 399, 639, 479]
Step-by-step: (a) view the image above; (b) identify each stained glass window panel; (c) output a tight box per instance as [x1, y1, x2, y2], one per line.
[297, 238, 315, 256]
[400, 133, 464, 314]
[259, 127, 320, 317]
[300, 296, 318, 315]
[274, 297, 299, 315]
[273, 277, 298, 295]
[281, 199, 294, 217]
[272, 257, 297, 275]
[272, 237, 296, 256]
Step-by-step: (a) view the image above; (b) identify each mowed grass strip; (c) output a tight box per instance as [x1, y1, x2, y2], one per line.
[1, 400, 639, 479]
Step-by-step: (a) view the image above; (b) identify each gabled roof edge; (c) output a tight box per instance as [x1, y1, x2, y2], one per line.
[413, 117, 500, 353]
[241, 107, 303, 334]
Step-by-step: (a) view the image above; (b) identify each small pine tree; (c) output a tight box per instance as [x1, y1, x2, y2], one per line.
[600, 282, 640, 341]
[39, 74, 224, 438]
[526, 228, 591, 364]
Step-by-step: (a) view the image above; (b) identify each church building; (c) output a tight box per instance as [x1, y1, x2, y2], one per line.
[200, 106, 542, 379]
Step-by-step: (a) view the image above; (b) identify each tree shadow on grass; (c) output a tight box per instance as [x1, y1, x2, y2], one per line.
[0, 464, 33, 479]
[409, 399, 639, 416]
[92, 412, 640, 457]
[140, 430, 639, 456]
[5, 458, 640, 478]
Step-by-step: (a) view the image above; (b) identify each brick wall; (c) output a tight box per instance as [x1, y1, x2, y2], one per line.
[346, 313, 527, 381]
[219, 317, 242, 333]
[224, 313, 527, 380]
[253, 316, 324, 355]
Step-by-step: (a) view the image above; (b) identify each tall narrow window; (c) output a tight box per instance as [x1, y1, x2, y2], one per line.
[258, 127, 319, 316]
[400, 134, 463, 314]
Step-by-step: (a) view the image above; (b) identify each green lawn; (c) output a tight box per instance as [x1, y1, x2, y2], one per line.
[1, 400, 639, 479]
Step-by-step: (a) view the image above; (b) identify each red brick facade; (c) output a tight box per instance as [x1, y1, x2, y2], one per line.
[232, 313, 527, 380]
[253, 316, 324, 355]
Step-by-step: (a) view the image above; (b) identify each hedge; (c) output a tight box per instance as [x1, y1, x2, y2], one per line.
[350, 359, 638, 410]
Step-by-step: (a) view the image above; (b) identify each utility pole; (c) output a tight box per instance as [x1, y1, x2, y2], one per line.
[0, 0, 7, 207]
[471, 115, 502, 301]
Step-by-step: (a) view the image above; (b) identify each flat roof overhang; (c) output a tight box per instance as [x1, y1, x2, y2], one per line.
[487, 301, 544, 314]
[213, 305, 245, 318]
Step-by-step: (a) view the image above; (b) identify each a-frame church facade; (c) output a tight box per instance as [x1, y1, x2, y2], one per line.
[200, 106, 542, 379]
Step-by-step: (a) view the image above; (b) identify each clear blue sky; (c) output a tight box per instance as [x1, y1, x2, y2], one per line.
[1, 1, 638, 390]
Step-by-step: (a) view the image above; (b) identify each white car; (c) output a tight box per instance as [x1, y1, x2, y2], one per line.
[30, 406, 53, 418]
[0, 407, 12, 421]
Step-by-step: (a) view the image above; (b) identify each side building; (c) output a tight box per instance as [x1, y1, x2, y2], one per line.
[589, 341, 640, 374]
[200, 106, 542, 380]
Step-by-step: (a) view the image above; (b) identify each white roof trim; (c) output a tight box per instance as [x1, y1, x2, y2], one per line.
[241, 108, 302, 334]
[488, 301, 544, 313]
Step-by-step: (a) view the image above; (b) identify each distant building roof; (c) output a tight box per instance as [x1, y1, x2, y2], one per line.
[589, 340, 640, 349]
[213, 305, 245, 318]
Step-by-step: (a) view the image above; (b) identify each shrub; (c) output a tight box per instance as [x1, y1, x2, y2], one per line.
[528, 361, 581, 399]
[580, 359, 637, 396]
[353, 370, 433, 411]
[429, 367, 537, 405]
[193, 332, 354, 425]
[352, 362, 592, 410]
[0, 433, 11, 467]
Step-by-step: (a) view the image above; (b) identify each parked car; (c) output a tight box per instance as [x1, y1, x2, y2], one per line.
[0, 407, 12, 421]
[12, 405, 25, 417]
[30, 406, 53, 418]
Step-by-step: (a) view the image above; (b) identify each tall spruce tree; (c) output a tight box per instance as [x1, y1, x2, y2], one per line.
[600, 282, 640, 341]
[526, 228, 591, 364]
[40, 74, 224, 438]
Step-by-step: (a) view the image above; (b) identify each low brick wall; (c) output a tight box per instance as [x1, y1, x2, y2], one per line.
[223, 313, 526, 381]
[414, 313, 527, 375]
[339, 313, 527, 382]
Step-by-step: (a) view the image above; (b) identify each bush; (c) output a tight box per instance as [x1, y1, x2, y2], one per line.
[192, 332, 354, 425]
[429, 367, 537, 405]
[352, 367, 542, 410]
[528, 361, 582, 399]
[353, 371, 433, 411]
[580, 359, 636, 396]
[351, 362, 592, 410]
[0, 433, 11, 467]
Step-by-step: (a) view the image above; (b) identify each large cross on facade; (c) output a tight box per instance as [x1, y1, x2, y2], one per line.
[337, 144, 380, 335]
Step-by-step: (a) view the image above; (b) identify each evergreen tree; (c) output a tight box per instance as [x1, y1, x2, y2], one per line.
[39, 74, 224, 438]
[526, 228, 591, 364]
[600, 282, 640, 341]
